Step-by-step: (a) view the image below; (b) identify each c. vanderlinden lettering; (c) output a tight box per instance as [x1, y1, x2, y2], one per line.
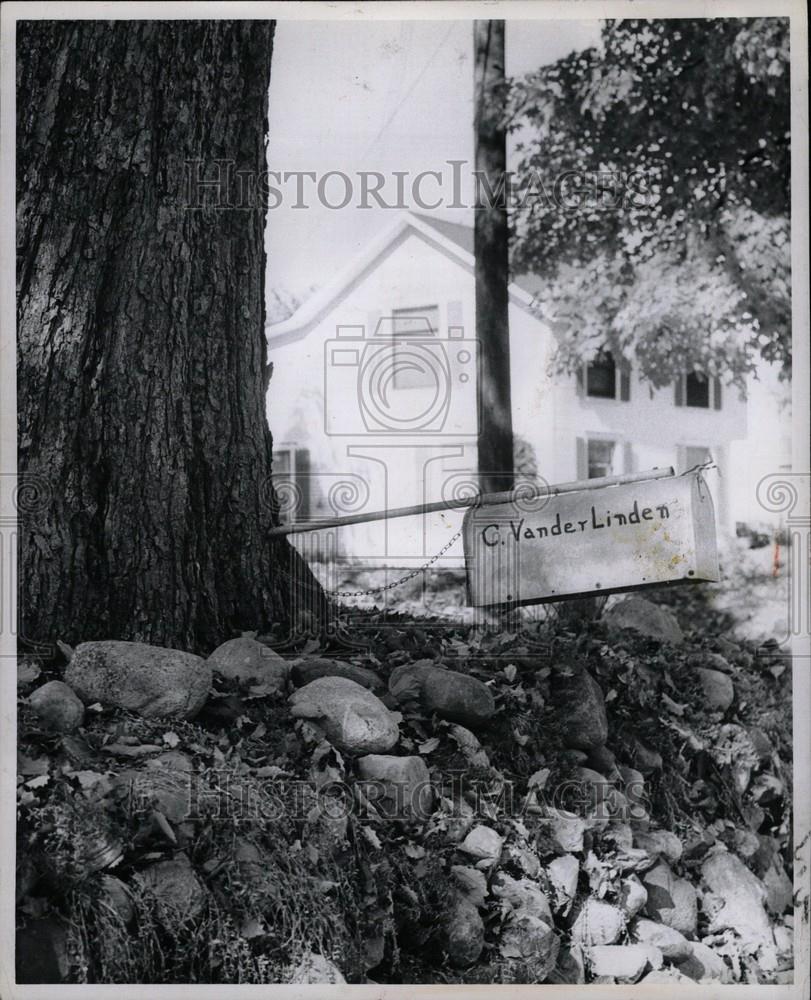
[481, 499, 670, 546]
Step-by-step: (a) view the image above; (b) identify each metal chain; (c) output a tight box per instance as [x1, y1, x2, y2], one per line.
[326, 527, 464, 598]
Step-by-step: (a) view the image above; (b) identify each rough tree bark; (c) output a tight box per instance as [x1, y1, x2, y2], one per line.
[17, 20, 325, 653]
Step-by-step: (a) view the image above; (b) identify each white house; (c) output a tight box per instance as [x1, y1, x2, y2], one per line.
[266, 211, 757, 570]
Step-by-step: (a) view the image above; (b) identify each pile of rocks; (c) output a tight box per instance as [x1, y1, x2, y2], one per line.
[17, 596, 793, 985]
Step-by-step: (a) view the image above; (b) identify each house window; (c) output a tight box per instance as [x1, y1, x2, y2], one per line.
[675, 372, 722, 409]
[587, 439, 616, 479]
[391, 306, 439, 388]
[581, 350, 631, 400]
[273, 446, 311, 522]
[587, 351, 617, 398]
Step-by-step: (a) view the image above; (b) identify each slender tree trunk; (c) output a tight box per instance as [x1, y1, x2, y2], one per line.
[16, 20, 325, 654]
[474, 19, 513, 495]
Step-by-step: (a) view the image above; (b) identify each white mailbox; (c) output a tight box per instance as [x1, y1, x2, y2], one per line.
[463, 471, 719, 608]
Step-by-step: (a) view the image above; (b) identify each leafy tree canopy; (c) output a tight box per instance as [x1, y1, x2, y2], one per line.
[508, 17, 790, 391]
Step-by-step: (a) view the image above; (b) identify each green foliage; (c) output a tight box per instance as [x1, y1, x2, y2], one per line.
[508, 18, 790, 389]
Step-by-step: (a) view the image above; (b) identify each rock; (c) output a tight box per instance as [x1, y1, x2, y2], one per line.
[98, 875, 135, 925]
[28, 680, 85, 732]
[747, 726, 774, 763]
[712, 636, 741, 662]
[543, 809, 587, 854]
[751, 773, 784, 806]
[634, 829, 683, 864]
[619, 876, 648, 917]
[632, 918, 693, 961]
[732, 827, 761, 861]
[557, 670, 608, 751]
[145, 750, 195, 773]
[493, 878, 558, 980]
[571, 899, 625, 948]
[207, 637, 288, 689]
[459, 825, 503, 866]
[291, 657, 383, 692]
[701, 851, 773, 948]
[551, 944, 586, 984]
[589, 944, 651, 981]
[451, 865, 488, 907]
[16, 917, 69, 984]
[388, 660, 437, 703]
[633, 740, 663, 774]
[689, 650, 734, 674]
[421, 669, 495, 727]
[288, 676, 399, 754]
[576, 767, 629, 822]
[678, 940, 732, 982]
[548, 854, 579, 913]
[641, 861, 698, 937]
[356, 754, 433, 821]
[763, 858, 793, 915]
[619, 764, 645, 788]
[492, 872, 553, 923]
[695, 668, 734, 711]
[389, 660, 495, 727]
[289, 952, 346, 983]
[587, 744, 618, 775]
[446, 898, 484, 967]
[444, 798, 475, 844]
[499, 911, 559, 981]
[773, 924, 792, 954]
[65, 641, 211, 719]
[118, 766, 192, 824]
[640, 967, 691, 982]
[603, 597, 684, 644]
[136, 854, 206, 922]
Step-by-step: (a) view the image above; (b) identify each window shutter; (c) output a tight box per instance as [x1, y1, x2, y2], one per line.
[713, 378, 722, 410]
[295, 449, 311, 522]
[623, 441, 634, 473]
[575, 365, 585, 397]
[576, 437, 587, 480]
[674, 375, 684, 406]
[619, 360, 631, 401]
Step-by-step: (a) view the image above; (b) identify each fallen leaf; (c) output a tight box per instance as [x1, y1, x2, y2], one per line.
[152, 810, 177, 844]
[162, 732, 180, 748]
[362, 826, 382, 850]
[17, 662, 41, 686]
[103, 743, 163, 757]
[417, 737, 440, 755]
[528, 767, 551, 790]
[240, 916, 264, 939]
[17, 753, 49, 777]
[404, 843, 426, 859]
[25, 774, 50, 789]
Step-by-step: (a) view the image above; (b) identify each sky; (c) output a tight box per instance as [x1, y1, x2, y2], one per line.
[265, 19, 603, 305]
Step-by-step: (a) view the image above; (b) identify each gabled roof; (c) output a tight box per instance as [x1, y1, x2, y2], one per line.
[266, 211, 543, 346]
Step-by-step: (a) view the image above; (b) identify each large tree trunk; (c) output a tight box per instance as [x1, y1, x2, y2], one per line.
[16, 20, 325, 654]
